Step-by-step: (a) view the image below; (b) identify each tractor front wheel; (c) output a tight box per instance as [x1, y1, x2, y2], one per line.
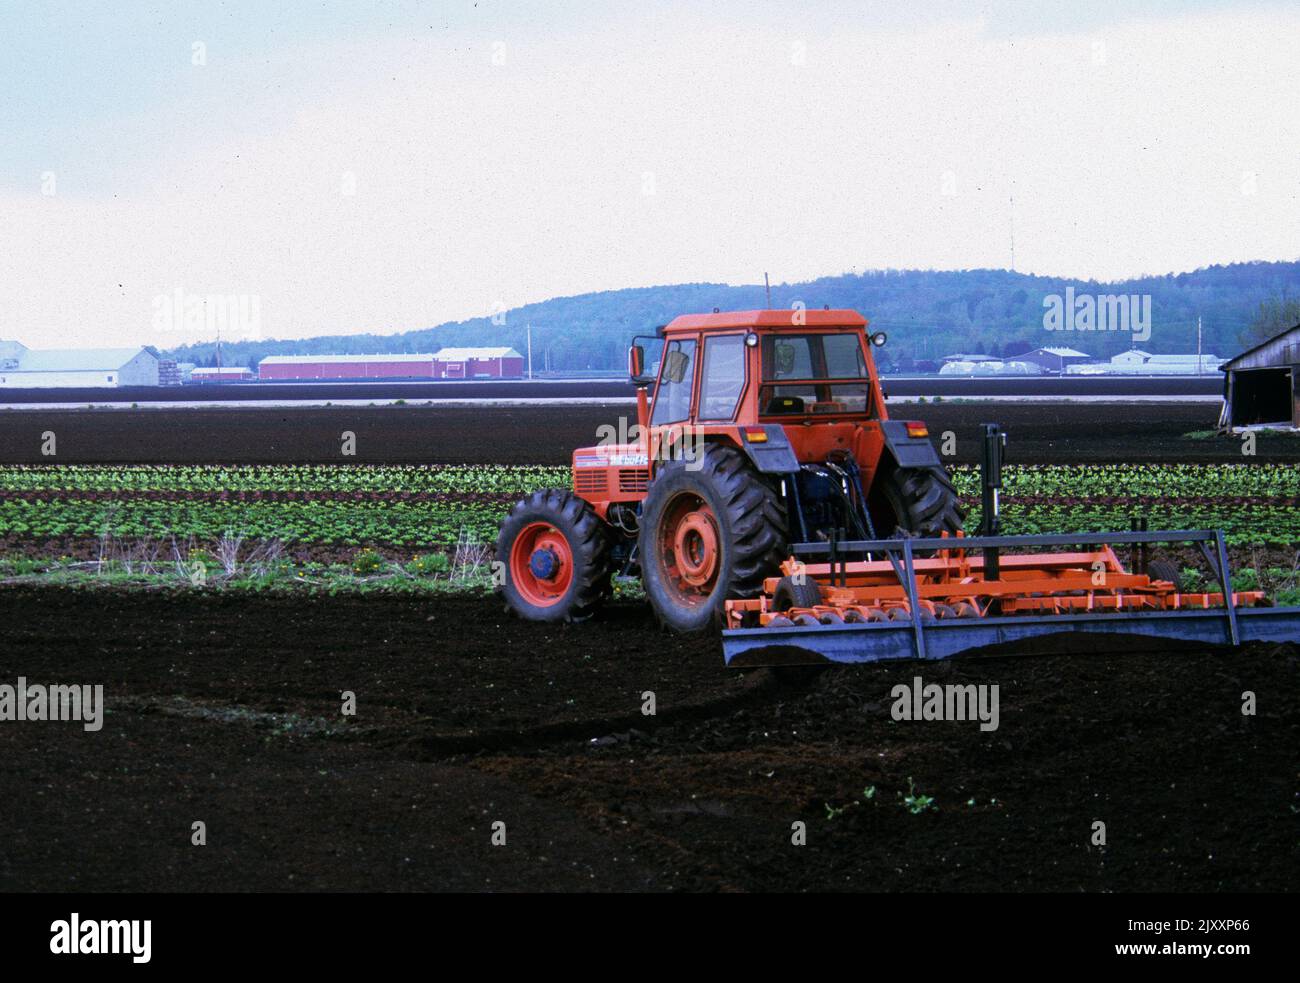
[639, 444, 785, 633]
[497, 489, 613, 622]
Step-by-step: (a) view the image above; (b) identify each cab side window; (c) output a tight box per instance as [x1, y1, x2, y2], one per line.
[698, 334, 746, 420]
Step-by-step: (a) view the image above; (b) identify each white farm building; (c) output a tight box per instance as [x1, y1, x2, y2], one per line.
[1067, 350, 1224, 376]
[0, 340, 160, 388]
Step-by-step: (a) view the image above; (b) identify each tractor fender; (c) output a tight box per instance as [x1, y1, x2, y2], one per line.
[728, 425, 800, 474]
[879, 420, 943, 470]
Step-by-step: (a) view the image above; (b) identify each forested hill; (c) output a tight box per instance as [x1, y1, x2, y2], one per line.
[167, 260, 1300, 373]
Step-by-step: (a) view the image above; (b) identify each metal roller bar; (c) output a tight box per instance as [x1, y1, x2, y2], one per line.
[722, 606, 1300, 667]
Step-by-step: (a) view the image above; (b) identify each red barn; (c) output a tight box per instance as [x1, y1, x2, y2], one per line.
[432, 347, 525, 379]
[258, 354, 437, 381]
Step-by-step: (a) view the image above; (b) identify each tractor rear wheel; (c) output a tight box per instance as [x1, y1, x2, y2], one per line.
[497, 489, 613, 622]
[639, 444, 786, 633]
[869, 462, 965, 537]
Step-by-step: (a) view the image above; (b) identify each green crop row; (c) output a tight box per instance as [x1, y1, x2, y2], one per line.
[1, 461, 1295, 500]
[0, 462, 1295, 550]
[1, 494, 1296, 550]
[949, 463, 1299, 500]
[973, 505, 1300, 547]
[0, 463, 569, 495]
[0, 499, 502, 548]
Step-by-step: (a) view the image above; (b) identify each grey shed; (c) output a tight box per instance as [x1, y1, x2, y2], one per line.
[1217, 324, 1300, 431]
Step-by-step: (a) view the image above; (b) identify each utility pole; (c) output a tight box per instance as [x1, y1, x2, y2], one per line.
[764, 272, 772, 309]
[1009, 194, 1016, 272]
[527, 324, 533, 380]
[1197, 316, 1203, 375]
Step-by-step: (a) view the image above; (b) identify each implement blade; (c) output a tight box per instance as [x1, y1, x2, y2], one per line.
[721, 607, 1300, 667]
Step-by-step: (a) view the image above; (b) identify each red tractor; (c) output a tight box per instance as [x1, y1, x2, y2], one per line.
[497, 308, 964, 631]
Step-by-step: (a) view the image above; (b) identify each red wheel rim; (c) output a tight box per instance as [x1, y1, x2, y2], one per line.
[509, 521, 574, 607]
[657, 492, 721, 607]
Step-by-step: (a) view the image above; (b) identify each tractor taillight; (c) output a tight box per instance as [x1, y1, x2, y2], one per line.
[905, 422, 929, 438]
[744, 428, 768, 443]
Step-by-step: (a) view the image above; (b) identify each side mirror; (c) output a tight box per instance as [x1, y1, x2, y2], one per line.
[628, 344, 645, 379]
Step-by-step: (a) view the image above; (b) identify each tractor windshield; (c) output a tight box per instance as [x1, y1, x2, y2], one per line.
[759, 332, 872, 417]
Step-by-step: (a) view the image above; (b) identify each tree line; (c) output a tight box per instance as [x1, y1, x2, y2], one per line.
[166, 261, 1300, 373]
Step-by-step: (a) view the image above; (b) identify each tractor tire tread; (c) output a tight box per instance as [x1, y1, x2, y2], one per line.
[879, 463, 966, 536]
[497, 488, 613, 623]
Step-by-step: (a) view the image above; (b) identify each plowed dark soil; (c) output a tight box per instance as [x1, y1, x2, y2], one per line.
[1, 587, 1294, 892]
[2, 401, 1293, 464]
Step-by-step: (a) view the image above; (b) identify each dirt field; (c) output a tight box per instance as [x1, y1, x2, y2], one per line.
[1, 586, 1294, 892]
[0, 401, 1291, 464]
[2, 400, 1296, 893]
[0, 375, 1219, 407]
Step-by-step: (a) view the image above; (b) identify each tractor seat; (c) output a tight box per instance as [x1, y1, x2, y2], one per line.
[763, 395, 806, 414]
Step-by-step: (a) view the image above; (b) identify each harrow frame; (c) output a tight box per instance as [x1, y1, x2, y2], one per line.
[721, 528, 1300, 666]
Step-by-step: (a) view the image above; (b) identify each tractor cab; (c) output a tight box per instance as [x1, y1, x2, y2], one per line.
[637, 309, 888, 431]
[629, 311, 940, 536]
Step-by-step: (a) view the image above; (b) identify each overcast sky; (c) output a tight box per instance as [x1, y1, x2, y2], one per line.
[1, 0, 1297, 349]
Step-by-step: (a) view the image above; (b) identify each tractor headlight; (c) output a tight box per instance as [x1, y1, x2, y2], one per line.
[871, 332, 888, 347]
[745, 332, 759, 347]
